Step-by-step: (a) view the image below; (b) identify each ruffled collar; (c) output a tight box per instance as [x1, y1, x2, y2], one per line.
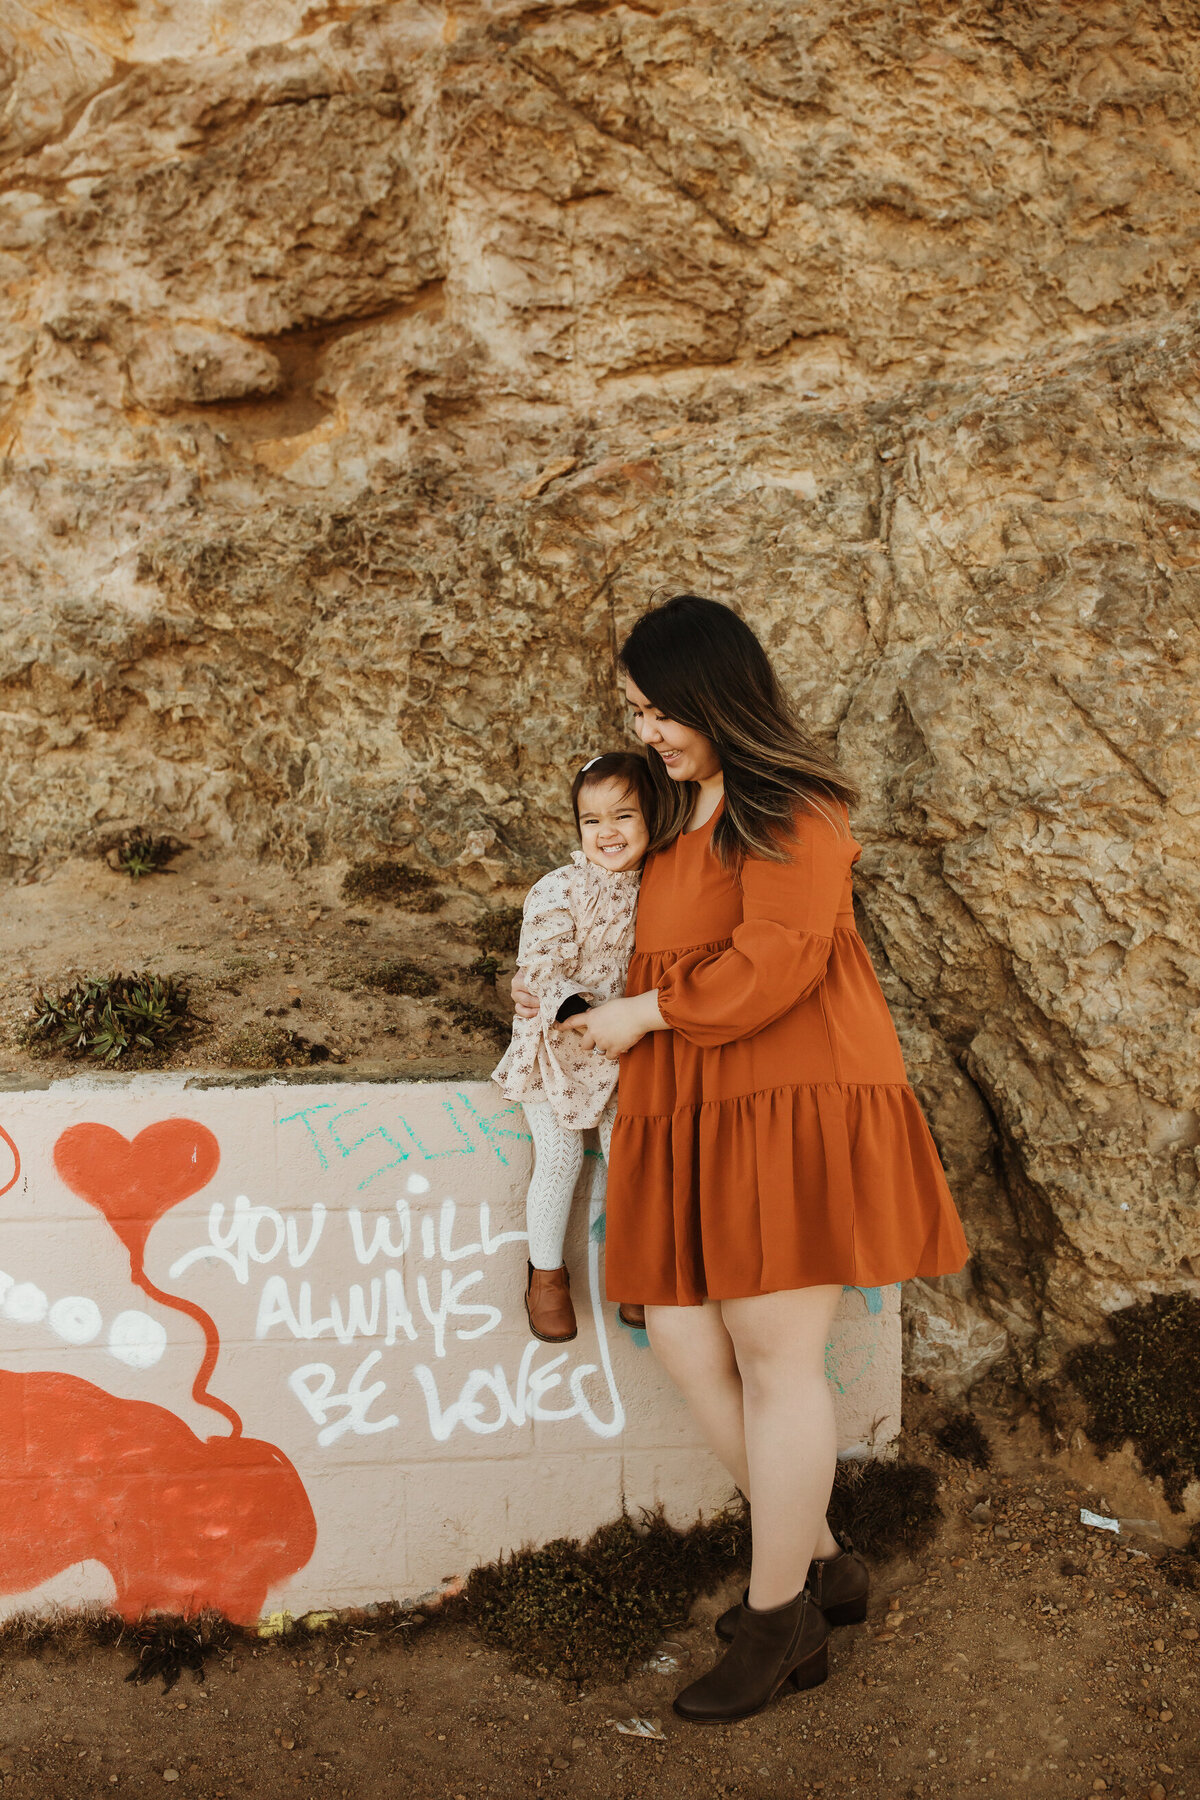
[571, 849, 641, 885]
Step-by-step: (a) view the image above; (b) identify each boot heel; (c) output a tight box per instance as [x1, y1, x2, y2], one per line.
[823, 1596, 868, 1627]
[786, 1641, 828, 1692]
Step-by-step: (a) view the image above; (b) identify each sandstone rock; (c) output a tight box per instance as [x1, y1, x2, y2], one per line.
[127, 324, 283, 413]
[0, 0, 1198, 1393]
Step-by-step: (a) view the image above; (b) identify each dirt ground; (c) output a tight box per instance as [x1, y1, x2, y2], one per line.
[2, 854, 1197, 1800]
[0, 1400, 1196, 1800]
[0, 843, 515, 1086]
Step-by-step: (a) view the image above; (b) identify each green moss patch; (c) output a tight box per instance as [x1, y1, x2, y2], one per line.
[935, 1411, 992, 1469]
[224, 1023, 329, 1069]
[454, 1459, 939, 1684]
[473, 905, 523, 956]
[361, 959, 441, 998]
[455, 1505, 750, 1683]
[1066, 1294, 1200, 1510]
[342, 860, 443, 912]
[440, 997, 511, 1046]
[828, 1458, 942, 1559]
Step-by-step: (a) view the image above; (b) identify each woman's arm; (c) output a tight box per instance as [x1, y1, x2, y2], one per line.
[558, 989, 667, 1060]
[655, 813, 856, 1049]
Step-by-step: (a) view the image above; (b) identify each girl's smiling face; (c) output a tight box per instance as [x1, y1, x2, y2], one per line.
[625, 675, 722, 783]
[576, 777, 650, 872]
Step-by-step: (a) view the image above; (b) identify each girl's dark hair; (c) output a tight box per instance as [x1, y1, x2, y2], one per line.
[570, 751, 659, 841]
[618, 595, 859, 866]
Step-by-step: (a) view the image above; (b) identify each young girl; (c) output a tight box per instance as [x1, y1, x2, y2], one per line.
[492, 752, 655, 1343]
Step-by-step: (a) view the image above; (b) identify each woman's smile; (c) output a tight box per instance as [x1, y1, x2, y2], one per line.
[624, 675, 722, 785]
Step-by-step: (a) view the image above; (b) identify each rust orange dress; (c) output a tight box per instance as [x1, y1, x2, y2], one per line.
[604, 799, 969, 1304]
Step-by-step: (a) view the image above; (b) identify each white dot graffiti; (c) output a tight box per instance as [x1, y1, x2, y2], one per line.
[108, 1310, 168, 1370]
[48, 1296, 104, 1346]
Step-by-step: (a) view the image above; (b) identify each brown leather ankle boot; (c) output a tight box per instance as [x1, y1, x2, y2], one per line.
[674, 1590, 828, 1723]
[617, 1303, 646, 1329]
[525, 1263, 577, 1343]
[716, 1542, 869, 1640]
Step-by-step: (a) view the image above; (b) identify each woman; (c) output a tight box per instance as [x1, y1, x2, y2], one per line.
[514, 596, 968, 1723]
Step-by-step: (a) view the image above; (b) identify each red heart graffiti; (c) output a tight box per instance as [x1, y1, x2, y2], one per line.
[53, 1119, 221, 1264]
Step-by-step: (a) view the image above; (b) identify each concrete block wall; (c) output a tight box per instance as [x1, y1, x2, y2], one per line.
[0, 1078, 900, 1624]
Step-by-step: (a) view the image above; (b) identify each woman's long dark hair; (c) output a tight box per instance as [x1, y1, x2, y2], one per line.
[618, 595, 859, 867]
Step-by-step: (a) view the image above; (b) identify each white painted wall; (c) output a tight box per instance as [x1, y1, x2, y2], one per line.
[0, 1077, 899, 1622]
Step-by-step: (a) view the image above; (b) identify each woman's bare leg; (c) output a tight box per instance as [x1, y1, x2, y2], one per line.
[721, 1286, 843, 1608]
[644, 1302, 750, 1494]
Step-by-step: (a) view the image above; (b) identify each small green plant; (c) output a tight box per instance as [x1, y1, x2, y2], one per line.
[27, 973, 196, 1065]
[473, 905, 523, 956]
[467, 953, 500, 987]
[342, 860, 443, 912]
[361, 960, 440, 998]
[1067, 1294, 1200, 1510]
[101, 830, 185, 880]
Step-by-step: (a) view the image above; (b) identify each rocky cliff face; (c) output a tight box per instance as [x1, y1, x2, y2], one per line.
[2, 1, 1197, 1400]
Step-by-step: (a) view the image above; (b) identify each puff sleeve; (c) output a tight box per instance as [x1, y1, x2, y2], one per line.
[655, 812, 857, 1049]
[514, 869, 588, 1031]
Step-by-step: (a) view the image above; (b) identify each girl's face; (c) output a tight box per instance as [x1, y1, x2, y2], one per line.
[576, 777, 650, 873]
[625, 676, 722, 783]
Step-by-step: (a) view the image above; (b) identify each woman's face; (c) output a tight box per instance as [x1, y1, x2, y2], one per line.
[625, 676, 722, 784]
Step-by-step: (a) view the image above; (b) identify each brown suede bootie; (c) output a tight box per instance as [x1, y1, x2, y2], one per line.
[716, 1542, 869, 1641]
[674, 1590, 828, 1723]
[525, 1263, 577, 1343]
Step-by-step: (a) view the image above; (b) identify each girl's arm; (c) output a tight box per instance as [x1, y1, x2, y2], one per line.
[513, 872, 587, 1029]
[511, 970, 539, 1019]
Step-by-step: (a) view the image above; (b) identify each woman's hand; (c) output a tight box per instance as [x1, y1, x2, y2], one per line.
[510, 972, 539, 1020]
[558, 991, 664, 1061]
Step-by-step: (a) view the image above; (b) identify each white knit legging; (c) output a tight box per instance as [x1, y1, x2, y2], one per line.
[524, 1100, 615, 1271]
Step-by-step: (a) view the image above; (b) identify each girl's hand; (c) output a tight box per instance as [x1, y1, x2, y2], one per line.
[511, 972, 539, 1020]
[558, 992, 663, 1061]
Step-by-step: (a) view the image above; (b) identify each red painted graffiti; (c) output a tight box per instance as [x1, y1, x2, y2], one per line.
[54, 1120, 238, 1432]
[0, 1369, 316, 1622]
[0, 1123, 18, 1199]
[0, 1118, 316, 1622]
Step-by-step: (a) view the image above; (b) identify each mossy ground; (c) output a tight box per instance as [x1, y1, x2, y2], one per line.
[341, 861, 444, 913]
[360, 959, 442, 998]
[1067, 1294, 1200, 1511]
[473, 905, 524, 956]
[1, 844, 518, 1082]
[222, 1022, 331, 1069]
[934, 1411, 992, 1469]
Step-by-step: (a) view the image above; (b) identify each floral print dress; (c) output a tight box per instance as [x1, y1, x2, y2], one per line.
[492, 851, 641, 1130]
